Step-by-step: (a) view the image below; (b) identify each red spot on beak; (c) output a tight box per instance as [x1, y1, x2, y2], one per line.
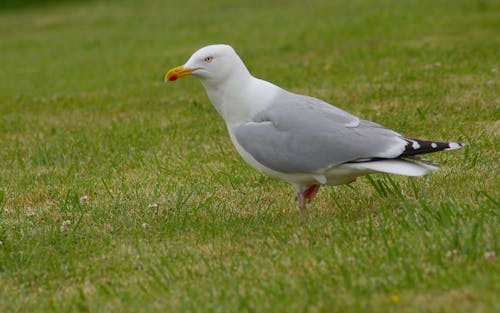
[168, 75, 178, 81]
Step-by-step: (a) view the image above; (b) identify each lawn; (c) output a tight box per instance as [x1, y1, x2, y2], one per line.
[0, 0, 498, 312]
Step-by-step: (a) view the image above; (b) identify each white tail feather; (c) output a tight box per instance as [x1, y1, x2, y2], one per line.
[351, 159, 438, 176]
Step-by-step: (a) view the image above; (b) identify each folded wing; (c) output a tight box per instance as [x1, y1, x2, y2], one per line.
[234, 92, 408, 173]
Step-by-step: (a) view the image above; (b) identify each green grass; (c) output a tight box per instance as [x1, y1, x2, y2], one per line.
[0, 0, 499, 311]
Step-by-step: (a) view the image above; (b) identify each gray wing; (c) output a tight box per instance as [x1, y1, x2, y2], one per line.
[234, 91, 407, 173]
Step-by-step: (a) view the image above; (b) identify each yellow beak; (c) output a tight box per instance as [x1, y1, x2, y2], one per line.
[165, 65, 195, 82]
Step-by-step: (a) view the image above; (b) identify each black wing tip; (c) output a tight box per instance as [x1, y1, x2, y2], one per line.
[402, 139, 464, 157]
[444, 142, 464, 150]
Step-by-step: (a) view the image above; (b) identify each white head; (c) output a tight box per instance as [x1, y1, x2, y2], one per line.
[165, 44, 250, 85]
[165, 44, 277, 125]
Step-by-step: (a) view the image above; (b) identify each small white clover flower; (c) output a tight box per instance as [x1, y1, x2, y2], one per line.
[147, 203, 158, 210]
[484, 251, 496, 262]
[80, 195, 90, 205]
[141, 222, 150, 230]
[25, 210, 35, 217]
[445, 249, 459, 258]
[60, 220, 71, 231]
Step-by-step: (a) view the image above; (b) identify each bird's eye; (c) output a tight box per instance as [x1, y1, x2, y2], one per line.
[203, 56, 214, 63]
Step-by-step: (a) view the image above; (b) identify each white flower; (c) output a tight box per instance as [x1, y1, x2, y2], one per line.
[141, 222, 150, 230]
[60, 220, 71, 231]
[148, 203, 159, 210]
[445, 249, 459, 258]
[80, 195, 90, 205]
[484, 251, 496, 262]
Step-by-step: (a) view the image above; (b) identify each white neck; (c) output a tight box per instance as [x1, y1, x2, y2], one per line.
[200, 74, 281, 127]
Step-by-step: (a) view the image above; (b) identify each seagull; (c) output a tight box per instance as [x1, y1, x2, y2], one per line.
[165, 44, 463, 214]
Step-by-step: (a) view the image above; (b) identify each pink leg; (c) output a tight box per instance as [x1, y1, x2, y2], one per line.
[297, 190, 306, 216]
[295, 184, 321, 216]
